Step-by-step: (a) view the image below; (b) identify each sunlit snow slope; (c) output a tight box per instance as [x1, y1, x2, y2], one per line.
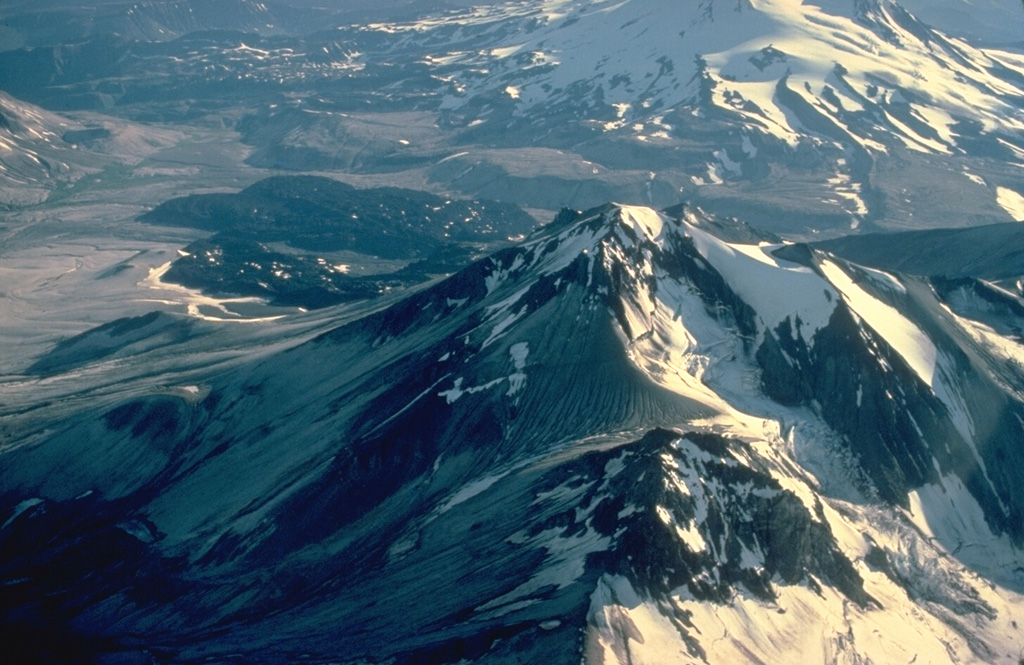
[358, 0, 1024, 226]
[395, 0, 1024, 152]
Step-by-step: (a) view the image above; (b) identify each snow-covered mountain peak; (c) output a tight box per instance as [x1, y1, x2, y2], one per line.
[476, 204, 1024, 538]
[357, 0, 1024, 228]
[611, 204, 669, 245]
[7, 199, 1024, 662]
[486, 202, 831, 353]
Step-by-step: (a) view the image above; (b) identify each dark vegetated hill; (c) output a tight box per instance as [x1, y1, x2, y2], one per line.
[139, 175, 536, 257]
[163, 234, 479, 309]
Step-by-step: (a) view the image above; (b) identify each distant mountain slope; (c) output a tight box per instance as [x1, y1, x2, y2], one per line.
[813, 222, 1024, 283]
[0, 0, 276, 46]
[0, 0, 512, 48]
[896, 0, 1024, 45]
[409, 0, 1024, 150]
[5, 1, 1024, 233]
[353, 0, 1024, 222]
[0, 91, 183, 206]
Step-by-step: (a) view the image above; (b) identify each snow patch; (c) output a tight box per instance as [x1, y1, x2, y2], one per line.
[585, 575, 687, 664]
[2, 498, 43, 530]
[820, 260, 937, 386]
[996, 186, 1024, 221]
[616, 205, 667, 245]
[484, 254, 526, 294]
[507, 342, 529, 397]
[437, 376, 504, 404]
[685, 220, 837, 337]
[438, 470, 512, 514]
[477, 526, 610, 616]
